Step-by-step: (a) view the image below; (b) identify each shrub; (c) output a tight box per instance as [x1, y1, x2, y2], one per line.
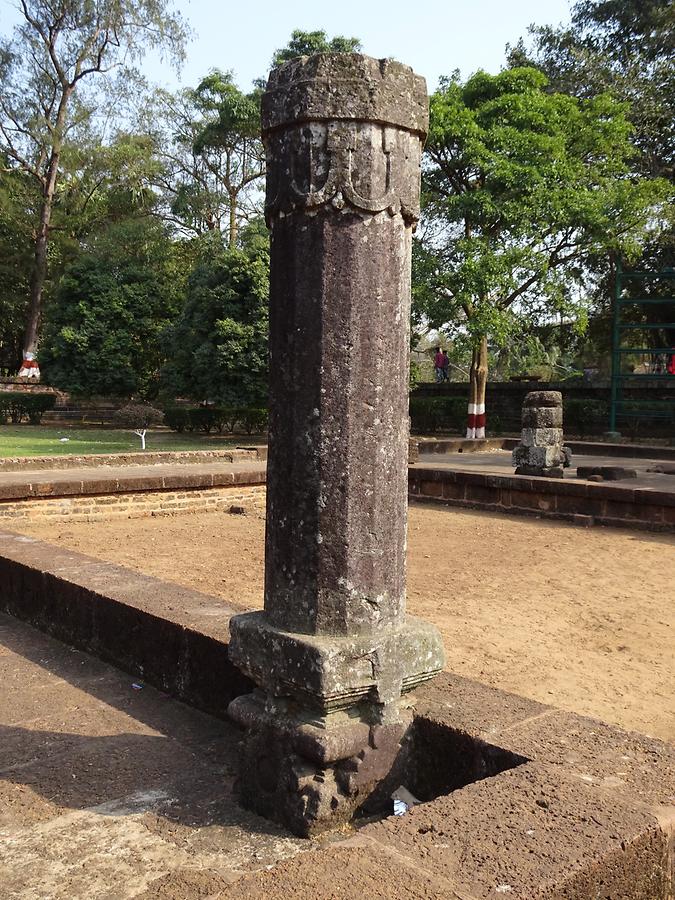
[409, 397, 466, 434]
[163, 407, 191, 433]
[237, 407, 268, 435]
[113, 403, 164, 449]
[188, 407, 219, 433]
[215, 407, 239, 433]
[564, 399, 609, 437]
[0, 392, 56, 425]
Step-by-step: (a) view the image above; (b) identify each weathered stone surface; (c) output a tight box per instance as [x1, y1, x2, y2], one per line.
[228, 691, 414, 836]
[520, 427, 564, 447]
[577, 465, 639, 481]
[227, 52, 444, 836]
[522, 406, 563, 428]
[523, 390, 563, 408]
[229, 611, 444, 714]
[513, 391, 570, 478]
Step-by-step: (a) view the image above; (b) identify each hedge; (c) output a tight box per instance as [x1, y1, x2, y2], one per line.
[164, 406, 268, 435]
[409, 397, 467, 434]
[0, 392, 56, 425]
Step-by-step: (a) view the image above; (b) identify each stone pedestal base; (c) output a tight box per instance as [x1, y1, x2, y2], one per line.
[227, 612, 444, 835]
[229, 691, 413, 836]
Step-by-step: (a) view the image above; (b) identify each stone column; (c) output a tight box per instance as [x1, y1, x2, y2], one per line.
[512, 391, 572, 477]
[227, 54, 444, 837]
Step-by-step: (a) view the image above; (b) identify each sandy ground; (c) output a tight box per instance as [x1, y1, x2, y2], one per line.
[12, 505, 675, 743]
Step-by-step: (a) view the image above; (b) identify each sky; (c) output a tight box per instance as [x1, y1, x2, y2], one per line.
[1, 0, 573, 93]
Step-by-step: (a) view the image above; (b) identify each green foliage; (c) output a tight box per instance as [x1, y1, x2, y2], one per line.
[163, 406, 268, 435]
[163, 407, 191, 433]
[0, 165, 34, 372]
[272, 30, 362, 67]
[418, 67, 669, 362]
[0, 0, 188, 363]
[162, 243, 269, 407]
[237, 407, 268, 435]
[190, 71, 265, 246]
[0, 392, 56, 425]
[40, 219, 185, 397]
[512, 0, 675, 181]
[564, 398, 609, 435]
[409, 397, 467, 434]
[113, 404, 164, 430]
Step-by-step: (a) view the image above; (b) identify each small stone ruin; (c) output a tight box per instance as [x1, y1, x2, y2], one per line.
[512, 391, 571, 478]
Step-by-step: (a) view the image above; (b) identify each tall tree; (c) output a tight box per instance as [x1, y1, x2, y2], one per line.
[162, 238, 269, 407]
[508, 0, 675, 371]
[419, 68, 668, 436]
[0, 0, 186, 379]
[190, 71, 264, 248]
[0, 162, 36, 373]
[40, 218, 185, 397]
[509, 0, 674, 180]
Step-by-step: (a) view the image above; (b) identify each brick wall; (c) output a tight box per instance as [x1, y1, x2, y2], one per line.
[0, 485, 266, 523]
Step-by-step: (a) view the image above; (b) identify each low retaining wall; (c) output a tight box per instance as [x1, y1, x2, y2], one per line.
[412, 379, 675, 437]
[0, 484, 266, 523]
[0, 531, 252, 713]
[415, 436, 675, 461]
[0, 447, 264, 472]
[0, 531, 672, 898]
[409, 467, 675, 532]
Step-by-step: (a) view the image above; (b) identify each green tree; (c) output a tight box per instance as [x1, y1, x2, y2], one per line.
[0, 162, 36, 373]
[419, 68, 668, 436]
[191, 71, 265, 248]
[509, 0, 675, 365]
[272, 29, 362, 67]
[147, 74, 265, 246]
[0, 0, 186, 378]
[509, 0, 674, 180]
[40, 219, 185, 397]
[162, 240, 269, 406]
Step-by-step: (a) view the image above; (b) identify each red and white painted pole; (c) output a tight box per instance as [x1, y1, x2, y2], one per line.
[466, 402, 486, 439]
[18, 352, 40, 379]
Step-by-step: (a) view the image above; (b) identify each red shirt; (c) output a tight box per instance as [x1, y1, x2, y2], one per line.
[434, 352, 445, 368]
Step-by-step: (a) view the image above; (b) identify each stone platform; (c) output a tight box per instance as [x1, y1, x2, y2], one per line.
[410, 447, 675, 531]
[0, 533, 673, 898]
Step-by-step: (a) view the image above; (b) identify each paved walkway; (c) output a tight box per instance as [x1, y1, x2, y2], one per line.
[415, 449, 675, 494]
[0, 612, 305, 899]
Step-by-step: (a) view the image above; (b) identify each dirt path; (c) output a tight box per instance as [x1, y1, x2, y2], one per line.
[12, 504, 675, 742]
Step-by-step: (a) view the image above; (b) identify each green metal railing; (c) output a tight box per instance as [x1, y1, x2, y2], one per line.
[609, 260, 675, 434]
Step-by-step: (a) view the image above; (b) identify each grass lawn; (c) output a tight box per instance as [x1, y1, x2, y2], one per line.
[0, 426, 247, 458]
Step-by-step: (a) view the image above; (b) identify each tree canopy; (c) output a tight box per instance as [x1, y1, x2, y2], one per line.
[415, 66, 669, 426]
[40, 218, 185, 397]
[272, 30, 362, 67]
[0, 0, 187, 371]
[161, 238, 270, 406]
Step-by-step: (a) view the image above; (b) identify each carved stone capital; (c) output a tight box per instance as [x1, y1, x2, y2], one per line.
[262, 54, 427, 227]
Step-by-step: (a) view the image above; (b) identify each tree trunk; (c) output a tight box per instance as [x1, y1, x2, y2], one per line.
[19, 89, 69, 379]
[19, 187, 53, 379]
[228, 190, 238, 248]
[466, 335, 488, 439]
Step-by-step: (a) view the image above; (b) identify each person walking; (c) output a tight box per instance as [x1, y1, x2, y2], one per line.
[441, 349, 450, 382]
[433, 347, 444, 383]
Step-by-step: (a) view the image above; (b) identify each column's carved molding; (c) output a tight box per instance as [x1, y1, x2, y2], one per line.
[264, 120, 422, 227]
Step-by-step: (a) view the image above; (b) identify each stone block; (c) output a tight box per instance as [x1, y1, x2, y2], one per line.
[522, 406, 563, 428]
[523, 390, 563, 408]
[520, 427, 564, 447]
[363, 761, 669, 900]
[228, 611, 445, 712]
